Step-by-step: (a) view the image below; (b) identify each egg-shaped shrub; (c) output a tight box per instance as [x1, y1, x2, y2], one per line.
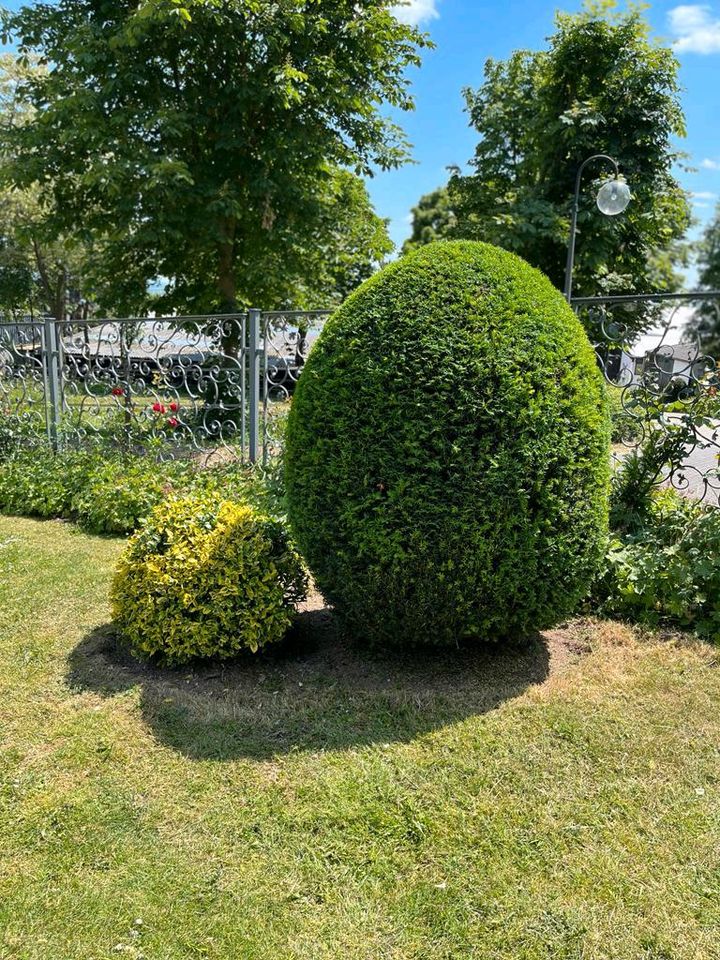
[285, 241, 610, 647]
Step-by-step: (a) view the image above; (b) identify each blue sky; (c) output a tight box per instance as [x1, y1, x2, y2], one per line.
[2, 0, 719, 277]
[379, 0, 720, 265]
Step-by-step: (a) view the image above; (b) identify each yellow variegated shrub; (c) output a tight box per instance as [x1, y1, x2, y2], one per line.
[111, 496, 307, 664]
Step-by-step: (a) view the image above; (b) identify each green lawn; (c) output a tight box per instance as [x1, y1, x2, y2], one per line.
[1, 516, 719, 959]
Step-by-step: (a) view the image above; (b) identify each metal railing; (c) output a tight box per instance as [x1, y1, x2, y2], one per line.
[0, 310, 332, 465]
[574, 291, 720, 505]
[2, 295, 719, 503]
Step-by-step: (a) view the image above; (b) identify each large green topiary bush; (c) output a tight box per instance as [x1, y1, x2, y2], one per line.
[285, 240, 610, 646]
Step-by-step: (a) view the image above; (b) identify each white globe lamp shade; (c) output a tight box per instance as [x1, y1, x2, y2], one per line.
[596, 178, 631, 216]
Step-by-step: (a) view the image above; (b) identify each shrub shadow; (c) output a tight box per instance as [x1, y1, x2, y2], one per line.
[67, 600, 555, 761]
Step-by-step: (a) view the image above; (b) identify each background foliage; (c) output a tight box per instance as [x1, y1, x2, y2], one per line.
[404, 2, 691, 331]
[597, 489, 720, 642]
[401, 186, 455, 255]
[688, 203, 720, 356]
[451, 1, 691, 313]
[1, 1, 428, 318]
[0, 54, 92, 321]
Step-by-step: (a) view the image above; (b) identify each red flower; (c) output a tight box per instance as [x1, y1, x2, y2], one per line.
[111, 386, 125, 397]
[167, 417, 179, 428]
[169, 401, 179, 412]
[152, 402, 166, 414]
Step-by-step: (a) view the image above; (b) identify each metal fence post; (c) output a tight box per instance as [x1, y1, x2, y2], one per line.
[43, 317, 62, 452]
[248, 308, 261, 464]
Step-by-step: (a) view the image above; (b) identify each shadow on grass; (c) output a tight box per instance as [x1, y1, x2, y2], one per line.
[67, 603, 554, 761]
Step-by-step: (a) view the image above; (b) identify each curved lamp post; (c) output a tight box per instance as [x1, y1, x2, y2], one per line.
[563, 154, 631, 303]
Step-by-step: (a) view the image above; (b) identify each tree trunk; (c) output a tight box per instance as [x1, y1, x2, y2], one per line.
[218, 240, 237, 310]
[213, 218, 244, 432]
[32, 237, 67, 324]
[217, 217, 239, 355]
[53, 267, 67, 325]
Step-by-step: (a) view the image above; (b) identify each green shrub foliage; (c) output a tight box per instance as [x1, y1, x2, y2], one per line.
[0, 444, 271, 535]
[0, 410, 49, 462]
[0, 447, 96, 518]
[71, 457, 195, 535]
[111, 496, 308, 665]
[285, 241, 610, 646]
[598, 490, 720, 642]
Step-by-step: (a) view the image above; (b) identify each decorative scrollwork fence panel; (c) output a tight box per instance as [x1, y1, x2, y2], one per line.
[2, 298, 719, 503]
[0, 320, 50, 449]
[0, 310, 332, 465]
[55, 314, 254, 465]
[575, 291, 720, 506]
[261, 310, 332, 463]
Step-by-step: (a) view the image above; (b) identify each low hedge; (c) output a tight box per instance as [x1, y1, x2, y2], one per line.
[111, 496, 307, 664]
[71, 457, 196, 535]
[0, 445, 267, 536]
[0, 447, 97, 519]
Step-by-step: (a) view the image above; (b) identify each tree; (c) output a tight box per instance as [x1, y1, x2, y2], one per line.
[448, 1, 691, 334]
[0, 216, 34, 318]
[305, 170, 394, 307]
[689, 204, 720, 356]
[401, 186, 455, 254]
[1, 1, 429, 337]
[0, 187, 81, 321]
[144, 166, 394, 315]
[0, 56, 90, 321]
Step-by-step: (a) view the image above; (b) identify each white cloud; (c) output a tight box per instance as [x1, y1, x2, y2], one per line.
[701, 158, 720, 169]
[669, 5, 720, 53]
[391, 0, 440, 27]
[692, 190, 718, 199]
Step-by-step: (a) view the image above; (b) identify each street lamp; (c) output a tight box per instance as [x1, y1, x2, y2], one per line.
[563, 154, 631, 303]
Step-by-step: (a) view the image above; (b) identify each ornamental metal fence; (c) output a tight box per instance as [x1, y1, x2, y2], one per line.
[0, 310, 331, 466]
[2, 295, 720, 503]
[575, 291, 720, 506]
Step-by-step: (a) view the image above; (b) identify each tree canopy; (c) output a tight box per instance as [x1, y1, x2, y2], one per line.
[688, 204, 720, 356]
[1, 1, 428, 318]
[401, 186, 455, 255]
[446, 1, 691, 328]
[0, 54, 91, 321]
